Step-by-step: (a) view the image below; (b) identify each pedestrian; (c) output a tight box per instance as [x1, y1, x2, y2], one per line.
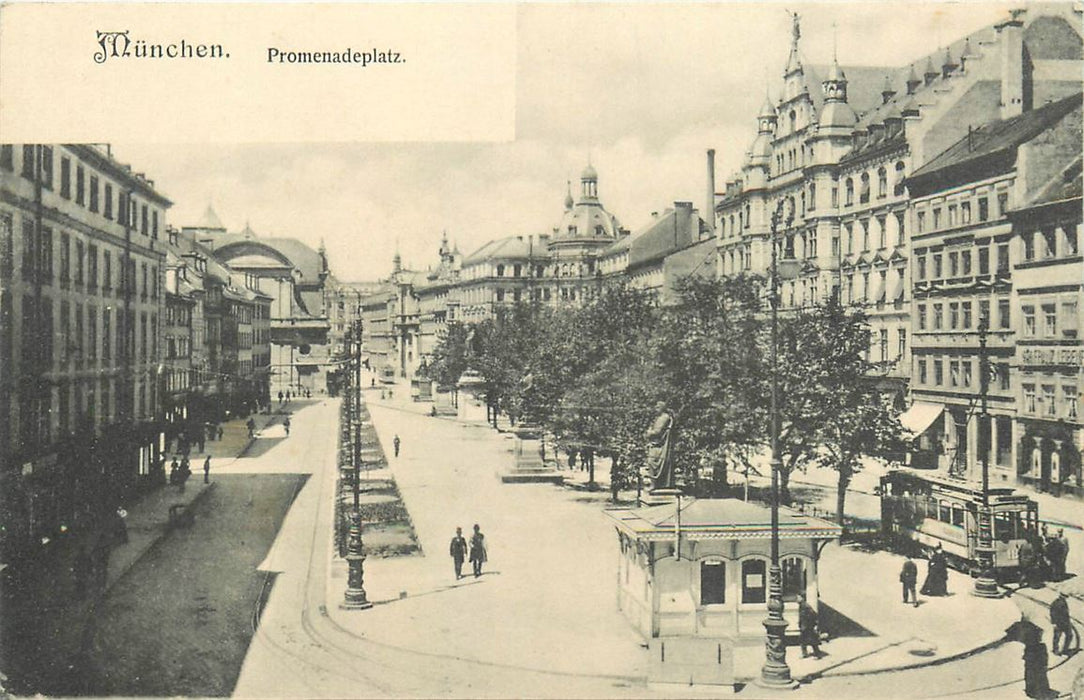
[169, 457, 180, 485]
[1044, 536, 1064, 582]
[900, 556, 919, 607]
[1055, 529, 1069, 580]
[203, 455, 212, 484]
[1051, 592, 1079, 656]
[449, 526, 468, 580]
[920, 545, 948, 596]
[217, 425, 224, 441]
[179, 457, 191, 493]
[388, 388, 394, 399]
[393, 434, 401, 458]
[197, 431, 206, 454]
[798, 593, 823, 658]
[111, 507, 128, 545]
[469, 524, 487, 578]
[1018, 537, 1038, 588]
[247, 417, 256, 439]
[278, 390, 284, 405]
[371, 378, 375, 388]
[286, 390, 291, 403]
[283, 416, 291, 436]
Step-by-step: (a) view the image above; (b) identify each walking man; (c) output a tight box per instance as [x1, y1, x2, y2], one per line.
[203, 455, 212, 484]
[278, 390, 284, 405]
[469, 524, 487, 578]
[1051, 591, 1079, 656]
[393, 434, 401, 458]
[798, 594, 823, 658]
[449, 527, 468, 580]
[283, 416, 291, 436]
[900, 556, 919, 607]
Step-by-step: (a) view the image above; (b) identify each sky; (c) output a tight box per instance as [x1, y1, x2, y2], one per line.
[113, 1, 1014, 282]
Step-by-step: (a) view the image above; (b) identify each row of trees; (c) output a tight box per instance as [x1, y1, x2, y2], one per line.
[428, 276, 908, 522]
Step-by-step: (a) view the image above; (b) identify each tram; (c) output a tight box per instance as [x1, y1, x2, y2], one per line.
[879, 468, 1039, 577]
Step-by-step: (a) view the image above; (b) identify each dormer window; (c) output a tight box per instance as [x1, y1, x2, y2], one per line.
[595, 225, 605, 236]
[496, 264, 504, 277]
[568, 225, 577, 236]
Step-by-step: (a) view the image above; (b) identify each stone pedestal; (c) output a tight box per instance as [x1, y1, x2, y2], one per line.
[501, 425, 562, 484]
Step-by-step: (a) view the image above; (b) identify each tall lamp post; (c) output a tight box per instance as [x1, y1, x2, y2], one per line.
[758, 197, 798, 690]
[972, 319, 1000, 598]
[343, 319, 373, 609]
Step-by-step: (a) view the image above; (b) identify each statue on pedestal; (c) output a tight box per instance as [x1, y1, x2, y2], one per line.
[642, 402, 675, 492]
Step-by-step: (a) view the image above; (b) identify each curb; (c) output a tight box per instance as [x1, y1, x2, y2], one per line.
[802, 633, 1012, 682]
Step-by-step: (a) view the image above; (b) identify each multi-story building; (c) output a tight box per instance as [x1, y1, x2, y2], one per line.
[1, 143, 170, 555]
[163, 246, 199, 444]
[906, 93, 1081, 486]
[714, 5, 1083, 408]
[1007, 154, 1082, 496]
[622, 201, 713, 304]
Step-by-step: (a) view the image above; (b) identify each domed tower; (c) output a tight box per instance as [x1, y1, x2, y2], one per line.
[550, 162, 624, 250]
[819, 58, 857, 130]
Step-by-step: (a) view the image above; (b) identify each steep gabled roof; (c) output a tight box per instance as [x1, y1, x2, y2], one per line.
[907, 92, 1082, 194]
[462, 235, 540, 264]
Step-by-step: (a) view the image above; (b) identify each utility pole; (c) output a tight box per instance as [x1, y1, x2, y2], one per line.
[758, 197, 798, 690]
[342, 318, 372, 609]
[972, 319, 1000, 598]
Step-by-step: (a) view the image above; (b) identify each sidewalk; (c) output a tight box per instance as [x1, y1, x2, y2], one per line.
[0, 408, 279, 694]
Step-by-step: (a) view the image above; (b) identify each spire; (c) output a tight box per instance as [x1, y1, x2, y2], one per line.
[906, 63, 921, 95]
[785, 10, 803, 75]
[564, 180, 574, 210]
[197, 203, 225, 231]
[241, 219, 256, 239]
[941, 46, 958, 78]
[757, 89, 777, 133]
[923, 54, 939, 86]
[392, 241, 402, 274]
[881, 74, 896, 104]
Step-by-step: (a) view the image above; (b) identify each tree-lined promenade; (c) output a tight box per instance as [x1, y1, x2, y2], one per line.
[428, 277, 908, 524]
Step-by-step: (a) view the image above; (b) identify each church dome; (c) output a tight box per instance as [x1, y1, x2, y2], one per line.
[819, 101, 857, 128]
[581, 163, 598, 181]
[552, 164, 622, 245]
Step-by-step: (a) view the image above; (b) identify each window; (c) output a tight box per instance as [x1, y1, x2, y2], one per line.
[40, 146, 53, 189]
[949, 302, 959, 329]
[933, 303, 943, 330]
[978, 247, 990, 274]
[495, 264, 504, 277]
[933, 253, 943, 278]
[0, 212, 11, 278]
[118, 192, 128, 226]
[700, 561, 726, 605]
[916, 255, 927, 280]
[861, 220, 870, 251]
[141, 204, 149, 236]
[21, 145, 35, 178]
[917, 211, 926, 233]
[0, 145, 12, 171]
[1023, 384, 1036, 413]
[961, 250, 971, 275]
[894, 161, 906, 196]
[60, 157, 71, 199]
[962, 301, 972, 329]
[877, 216, 887, 248]
[978, 197, 989, 222]
[87, 245, 98, 289]
[860, 173, 871, 204]
[918, 359, 928, 384]
[1043, 304, 1056, 336]
[1065, 224, 1079, 255]
[87, 305, 98, 360]
[39, 227, 52, 282]
[898, 329, 906, 358]
[950, 360, 960, 387]
[933, 208, 942, 229]
[949, 251, 959, 277]
[997, 299, 1010, 330]
[962, 360, 972, 387]
[877, 168, 887, 198]
[808, 184, 816, 211]
[102, 309, 111, 362]
[75, 240, 84, 285]
[104, 183, 113, 219]
[961, 201, 971, 224]
[1043, 385, 1056, 416]
[934, 359, 944, 386]
[997, 244, 1009, 272]
[20, 219, 33, 277]
[1066, 386, 1079, 420]
[89, 176, 99, 213]
[1022, 306, 1035, 336]
[845, 178, 854, 206]
[831, 187, 838, 208]
[879, 329, 888, 361]
[152, 210, 159, 239]
[60, 232, 70, 284]
[948, 204, 957, 226]
[998, 364, 1010, 391]
[917, 303, 927, 330]
[741, 559, 767, 604]
[997, 191, 1009, 216]
[103, 250, 112, 291]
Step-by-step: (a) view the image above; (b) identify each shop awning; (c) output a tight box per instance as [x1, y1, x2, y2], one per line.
[899, 402, 944, 436]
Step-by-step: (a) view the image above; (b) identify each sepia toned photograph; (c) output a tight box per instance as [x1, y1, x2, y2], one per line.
[0, 2, 1081, 698]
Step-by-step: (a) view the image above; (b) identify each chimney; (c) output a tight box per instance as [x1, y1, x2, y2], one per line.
[705, 149, 716, 235]
[997, 10, 1026, 119]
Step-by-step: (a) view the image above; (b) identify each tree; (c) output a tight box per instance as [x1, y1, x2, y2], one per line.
[428, 321, 471, 403]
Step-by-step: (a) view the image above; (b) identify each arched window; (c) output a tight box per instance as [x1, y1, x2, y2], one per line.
[789, 110, 797, 132]
[496, 264, 505, 277]
[860, 172, 871, 204]
[744, 204, 751, 228]
[877, 167, 888, 198]
[845, 178, 854, 206]
[893, 161, 907, 196]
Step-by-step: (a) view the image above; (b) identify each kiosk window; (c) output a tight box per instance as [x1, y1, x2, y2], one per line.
[951, 505, 965, 527]
[700, 561, 726, 605]
[939, 501, 951, 523]
[742, 559, 767, 604]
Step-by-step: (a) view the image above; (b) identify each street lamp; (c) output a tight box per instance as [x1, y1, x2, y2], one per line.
[343, 319, 373, 610]
[758, 197, 798, 690]
[972, 319, 1000, 598]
